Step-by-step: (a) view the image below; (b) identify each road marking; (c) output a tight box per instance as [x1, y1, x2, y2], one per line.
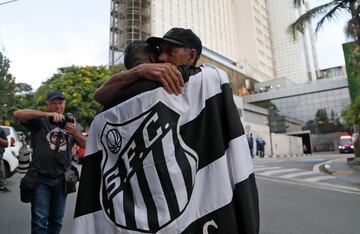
[257, 168, 301, 176]
[303, 175, 336, 182]
[253, 165, 268, 168]
[257, 177, 360, 195]
[254, 166, 282, 172]
[278, 170, 319, 179]
[333, 170, 354, 175]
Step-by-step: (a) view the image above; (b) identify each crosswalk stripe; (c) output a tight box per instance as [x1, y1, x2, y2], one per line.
[277, 171, 319, 179]
[254, 166, 282, 172]
[257, 168, 301, 176]
[253, 165, 267, 168]
[303, 175, 336, 182]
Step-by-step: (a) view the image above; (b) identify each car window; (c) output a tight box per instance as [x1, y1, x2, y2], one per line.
[340, 139, 352, 145]
[0, 127, 10, 136]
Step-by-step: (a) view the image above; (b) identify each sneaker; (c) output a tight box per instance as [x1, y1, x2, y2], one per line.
[0, 187, 11, 192]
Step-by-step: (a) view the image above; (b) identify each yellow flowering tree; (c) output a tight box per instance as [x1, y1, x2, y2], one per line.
[35, 64, 124, 129]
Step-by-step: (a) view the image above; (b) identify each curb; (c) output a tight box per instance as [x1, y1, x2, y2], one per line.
[347, 159, 360, 173]
[322, 163, 336, 175]
[254, 154, 310, 159]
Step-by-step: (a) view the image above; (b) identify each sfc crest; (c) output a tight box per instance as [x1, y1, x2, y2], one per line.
[99, 102, 198, 232]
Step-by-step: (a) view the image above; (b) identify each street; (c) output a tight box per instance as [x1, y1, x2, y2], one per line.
[258, 177, 360, 234]
[0, 154, 359, 234]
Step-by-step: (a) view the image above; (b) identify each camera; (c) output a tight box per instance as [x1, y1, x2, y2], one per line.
[49, 112, 75, 129]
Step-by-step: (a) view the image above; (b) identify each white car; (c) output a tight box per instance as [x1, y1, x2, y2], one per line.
[1, 126, 20, 178]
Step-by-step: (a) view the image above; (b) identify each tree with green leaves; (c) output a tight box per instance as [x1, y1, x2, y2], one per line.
[290, 1, 360, 156]
[0, 52, 16, 120]
[289, 0, 360, 43]
[34, 65, 124, 129]
[343, 95, 360, 156]
[0, 52, 34, 124]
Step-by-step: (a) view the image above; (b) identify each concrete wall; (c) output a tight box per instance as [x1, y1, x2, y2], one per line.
[271, 133, 303, 156]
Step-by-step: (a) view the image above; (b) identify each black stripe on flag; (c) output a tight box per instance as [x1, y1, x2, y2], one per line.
[181, 173, 259, 234]
[74, 151, 102, 218]
[172, 129, 195, 200]
[123, 183, 136, 228]
[136, 168, 160, 231]
[180, 83, 244, 170]
[152, 142, 180, 219]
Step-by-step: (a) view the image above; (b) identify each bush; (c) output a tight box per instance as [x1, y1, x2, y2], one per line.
[355, 134, 360, 158]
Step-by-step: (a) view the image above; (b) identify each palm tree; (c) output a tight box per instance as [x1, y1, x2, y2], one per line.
[289, 0, 360, 44]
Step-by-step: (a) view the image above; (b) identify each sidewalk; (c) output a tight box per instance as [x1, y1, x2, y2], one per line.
[323, 156, 360, 188]
[252, 153, 310, 159]
[348, 158, 360, 172]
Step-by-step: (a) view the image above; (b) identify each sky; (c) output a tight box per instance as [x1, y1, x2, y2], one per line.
[0, 0, 352, 90]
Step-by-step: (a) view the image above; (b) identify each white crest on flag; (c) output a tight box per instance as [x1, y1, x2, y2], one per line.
[99, 101, 198, 231]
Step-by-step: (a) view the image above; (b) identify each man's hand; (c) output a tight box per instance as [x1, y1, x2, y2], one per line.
[64, 122, 87, 148]
[46, 112, 64, 122]
[64, 122, 77, 135]
[136, 63, 184, 95]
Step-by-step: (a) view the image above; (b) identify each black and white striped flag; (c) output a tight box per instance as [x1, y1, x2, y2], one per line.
[73, 64, 259, 234]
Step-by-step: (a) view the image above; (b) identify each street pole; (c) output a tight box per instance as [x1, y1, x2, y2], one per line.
[268, 106, 274, 156]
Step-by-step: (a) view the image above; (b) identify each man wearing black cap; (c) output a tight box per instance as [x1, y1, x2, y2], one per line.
[94, 27, 202, 106]
[13, 91, 86, 234]
[81, 28, 259, 234]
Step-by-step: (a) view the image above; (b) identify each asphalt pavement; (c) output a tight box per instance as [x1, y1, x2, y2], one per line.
[1, 155, 359, 234]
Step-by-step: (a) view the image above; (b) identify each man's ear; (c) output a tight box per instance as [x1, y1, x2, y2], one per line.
[188, 48, 197, 65]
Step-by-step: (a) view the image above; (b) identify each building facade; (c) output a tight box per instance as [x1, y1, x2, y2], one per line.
[108, 0, 350, 153]
[243, 76, 352, 152]
[267, 0, 319, 84]
[109, 0, 318, 85]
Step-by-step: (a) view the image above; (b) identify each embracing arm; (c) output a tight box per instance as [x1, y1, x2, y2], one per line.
[13, 109, 64, 123]
[94, 63, 184, 106]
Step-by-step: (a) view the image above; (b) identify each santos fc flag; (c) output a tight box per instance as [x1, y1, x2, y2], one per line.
[73, 64, 259, 234]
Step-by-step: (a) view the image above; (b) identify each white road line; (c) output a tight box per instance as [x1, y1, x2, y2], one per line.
[278, 170, 319, 179]
[257, 168, 301, 176]
[258, 177, 360, 195]
[254, 166, 282, 172]
[303, 175, 336, 182]
[253, 165, 268, 168]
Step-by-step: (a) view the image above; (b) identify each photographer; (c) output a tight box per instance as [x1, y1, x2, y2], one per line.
[13, 91, 86, 234]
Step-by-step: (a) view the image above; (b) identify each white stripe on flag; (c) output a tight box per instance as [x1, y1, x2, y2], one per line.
[161, 135, 253, 233]
[113, 191, 125, 226]
[130, 174, 149, 230]
[161, 130, 188, 211]
[142, 151, 171, 227]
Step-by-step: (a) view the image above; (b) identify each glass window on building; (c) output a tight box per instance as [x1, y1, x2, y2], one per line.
[253, 88, 352, 152]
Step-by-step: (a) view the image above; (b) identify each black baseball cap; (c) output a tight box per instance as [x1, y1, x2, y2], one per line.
[46, 91, 65, 101]
[146, 27, 202, 56]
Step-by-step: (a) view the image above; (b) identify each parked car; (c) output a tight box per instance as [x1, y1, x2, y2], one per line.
[1, 126, 22, 155]
[339, 135, 354, 154]
[0, 126, 20, 178]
